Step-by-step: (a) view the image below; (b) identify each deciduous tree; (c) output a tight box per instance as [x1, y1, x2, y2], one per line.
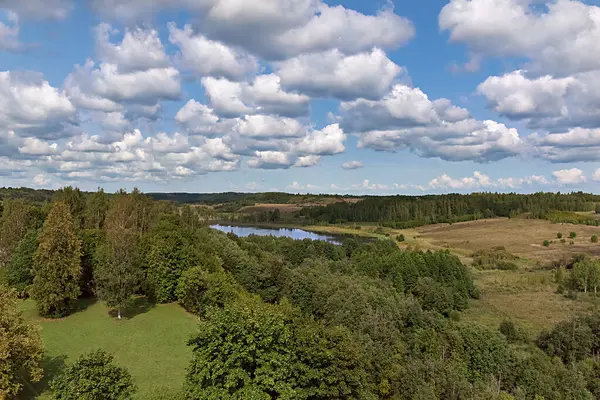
[0, 286, 44, 398]
[50, 350, 136, 400]
[5, 229, 39, 296]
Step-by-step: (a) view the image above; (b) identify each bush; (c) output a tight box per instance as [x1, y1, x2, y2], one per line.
[499, 320, 528, 343]
[570, 232, 577, 239]
[543, 240, 551, 247]
[397, 234, 405, 242]
[374, 226, 385, 235]
[592, 235, 598, 243]
[557, 232, 563, 239]
[51, 350, 136, 400]
[561, 238, 566, 244]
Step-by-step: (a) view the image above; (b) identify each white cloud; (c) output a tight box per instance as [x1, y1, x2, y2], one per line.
[89, 1, 414, 60]
[552, 168, 587, 185]
[342, 161, 364, 170]
[95, 23, 170, 72]
[19, 137, 57, 155]
[202, 74, 310, 118]
[294, 155, 320, 168]
[288, 181, 320, 191]
[341, 84, 522, 162]
[396, 172, 550, 192]
[529, 128, 600, 163]
[275, 48, 403, 100]
[169, 23, 258, 81]
[0, 70, 77, 139]
[33, 173, 50, 186]
[67, 60, 180, 105]
[440, 0, 600, 76]
[352, 179, 388, 191]
[294, 124, 345, 156]
[247, 151, 294, 169]
[593, 169, 600, 182]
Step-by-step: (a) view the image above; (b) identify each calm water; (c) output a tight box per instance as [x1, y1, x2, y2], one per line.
[210, 224, 343, 244]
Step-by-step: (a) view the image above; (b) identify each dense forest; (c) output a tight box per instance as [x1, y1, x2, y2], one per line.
[3, 187, 600, 399]
[299, 192, 600, 227]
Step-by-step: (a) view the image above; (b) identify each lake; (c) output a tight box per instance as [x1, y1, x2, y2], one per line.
[210, 224, 345, 244]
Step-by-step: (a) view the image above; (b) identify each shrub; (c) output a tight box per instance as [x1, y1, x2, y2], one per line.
[557, 232, 563, 239]
[570, 232, 577, 239]
[374, 226, 385, 235]
[397, 234, 405, 242]
[51, 350, 136, 400]
[561, 238, 566, 244]
[592, 235, 598, 243]
[499, 320, 528, 344]
[543, 240, 551, 247]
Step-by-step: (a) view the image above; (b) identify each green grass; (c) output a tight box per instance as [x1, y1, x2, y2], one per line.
[20, 298, 199, 399]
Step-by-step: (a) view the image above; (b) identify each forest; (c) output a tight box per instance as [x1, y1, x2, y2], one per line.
[3, 187, 600, 399]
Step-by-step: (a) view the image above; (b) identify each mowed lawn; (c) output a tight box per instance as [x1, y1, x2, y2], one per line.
[19, 298, 200, 399]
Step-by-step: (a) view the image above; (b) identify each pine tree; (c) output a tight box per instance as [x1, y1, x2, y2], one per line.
[31, 202, 81, 318]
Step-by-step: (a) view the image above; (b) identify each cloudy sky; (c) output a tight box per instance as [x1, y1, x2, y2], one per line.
[1, 0, 600, 194]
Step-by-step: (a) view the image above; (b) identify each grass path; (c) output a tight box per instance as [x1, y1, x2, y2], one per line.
[20, 298, 199, 399]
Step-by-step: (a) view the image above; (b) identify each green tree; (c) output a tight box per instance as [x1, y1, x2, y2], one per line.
[85, 188, 109, 230]
[176, 267, 240, 315]
[94, 229, 141, 319]
[50, 350, 136, 400]
[0, 286, 44, 398]
[570, 232, 577, 239]
[543, 240, 551, 247]
[185, 298, 368, 399]
[54, 186, 86, 230]
[5, 229, 39, 296]
[592, 235, 598, 243]
[31, 202, 81, 318]
[596, 203, 600, 214]
[0, 199, 36, 266]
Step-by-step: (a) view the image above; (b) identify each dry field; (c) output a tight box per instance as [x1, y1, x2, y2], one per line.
[239, 203, 304, 214]
[413, 218, 600, 262]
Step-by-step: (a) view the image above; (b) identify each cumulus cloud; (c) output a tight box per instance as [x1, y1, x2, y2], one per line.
[440, 0, 600, 76]
[247, 151, 294, 169]
[169, 23, 258, 81]
[89, 0, 414, 60]
[341, 84, 522, 162]
[342, 161, 364, 170]
[593, 169, 600, 182]
[392, 172, 550, 192]
[0, 70, 77, 139]
[202, 75, 310, 118]
[352, 179, 388, 191]
[275, 48, 403, 100]
[528, 128, 600, 163]
[95, 23, 170, 72]
[552, 168, 587, 185]
[294, 155, 320, 168]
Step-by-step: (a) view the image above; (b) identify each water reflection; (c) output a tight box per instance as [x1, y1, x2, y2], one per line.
[210, 224, 343, 244]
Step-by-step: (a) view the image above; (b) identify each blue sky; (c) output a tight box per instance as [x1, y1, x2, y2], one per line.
[1, 0, 600, 194]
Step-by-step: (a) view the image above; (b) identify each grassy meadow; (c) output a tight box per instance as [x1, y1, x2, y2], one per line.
[19, 298, 199, 399]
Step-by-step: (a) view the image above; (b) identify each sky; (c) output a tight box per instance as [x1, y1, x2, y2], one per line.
[1, 0, 600, 195]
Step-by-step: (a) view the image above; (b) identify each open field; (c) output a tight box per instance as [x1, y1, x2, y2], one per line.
[19, 298, 199, 399]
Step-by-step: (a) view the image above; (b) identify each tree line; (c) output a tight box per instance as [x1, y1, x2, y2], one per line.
[4, 187, 600, 399]
[298, 192, 600, 226]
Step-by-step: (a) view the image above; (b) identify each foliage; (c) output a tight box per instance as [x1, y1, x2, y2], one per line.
[85, 188, 109, 230]
[53, 186, 86, 230]
[0, 199, 42, 266]
[0, 286, 44, 398]
[94, 229, 142, 319]
[185, 298, 369, 399]
[570, 231, 578, 239]
[79, 229, 105, 297]
[176, 267, 241, 315]
[472, 247, 519, 270]
[31, 202, 81, 318]
[50, 350, 136, 400]
[592, 235, 598, 243]
[557, 232, 563, 239]
[499, 320, 528, 344]
[543, 240, 551, 247]
[396, 233, 405, 242]
[565, 258, 600, 294]
[536, 314, 600, 364]
[5, 229, 39, 296]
